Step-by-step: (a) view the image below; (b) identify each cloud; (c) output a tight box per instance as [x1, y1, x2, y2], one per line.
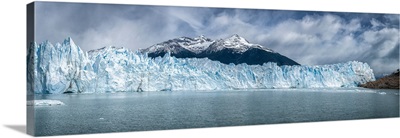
[370, 18, 384, 29]
[256, 14, 363, 64]
[360, 28, 399, 76]
[35, 3, 199, 51]
[34, 2, 399, 76]
[251, 14, 399, 76]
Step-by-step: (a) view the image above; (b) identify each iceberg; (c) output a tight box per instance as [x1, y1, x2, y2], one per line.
[27, 100, 65, 106]
[27, 38, 376, 94]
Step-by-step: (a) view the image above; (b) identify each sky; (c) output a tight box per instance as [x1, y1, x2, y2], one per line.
[34, 2, 399, 77]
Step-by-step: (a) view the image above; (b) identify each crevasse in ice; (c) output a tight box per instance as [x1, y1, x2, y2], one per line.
[27, 38, 376, 94]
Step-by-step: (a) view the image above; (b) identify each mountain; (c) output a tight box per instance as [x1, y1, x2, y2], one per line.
[360, 69, 399, 89]
[141, 34, 299, 66]
[27, 37, 376, 94]
[141, 35, 213, 58]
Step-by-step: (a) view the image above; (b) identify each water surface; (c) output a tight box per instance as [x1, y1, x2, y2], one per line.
[32, 88, 399, 136]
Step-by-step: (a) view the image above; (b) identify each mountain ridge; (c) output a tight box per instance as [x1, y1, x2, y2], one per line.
[141, 34, 299, 66]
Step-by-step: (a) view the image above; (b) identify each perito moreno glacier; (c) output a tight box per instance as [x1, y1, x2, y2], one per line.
[27, 37, 376, 94]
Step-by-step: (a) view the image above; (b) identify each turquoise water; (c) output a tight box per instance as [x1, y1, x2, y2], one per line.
[32, 88, 399, 136]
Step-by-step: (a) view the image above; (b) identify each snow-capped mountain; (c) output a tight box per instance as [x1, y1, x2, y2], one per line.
[27, 37, 376, 94]
[142, 35, 214, 54]
[141, 34, 299, 66]
[141, 35, 214, 59]
[205, 34, 273, 53]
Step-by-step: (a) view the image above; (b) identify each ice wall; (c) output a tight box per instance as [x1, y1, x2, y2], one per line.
[27, 38, 376, 94]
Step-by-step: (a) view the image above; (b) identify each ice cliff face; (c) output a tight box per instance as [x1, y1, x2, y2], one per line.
[27, 38, 376, 94]
[27, 38, 94, 94]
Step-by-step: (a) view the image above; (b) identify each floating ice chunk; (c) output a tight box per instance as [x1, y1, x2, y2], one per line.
[27, 100, 65, 106]
[377, 92, 387, 95]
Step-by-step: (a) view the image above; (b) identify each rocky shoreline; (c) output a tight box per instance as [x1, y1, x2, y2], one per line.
[360, 69, 399, 89]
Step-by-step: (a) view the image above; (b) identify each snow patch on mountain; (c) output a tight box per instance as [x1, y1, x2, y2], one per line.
[216, 34, 274, 53]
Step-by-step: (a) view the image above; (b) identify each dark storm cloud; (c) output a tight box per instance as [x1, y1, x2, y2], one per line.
[35, 2, 399, 77]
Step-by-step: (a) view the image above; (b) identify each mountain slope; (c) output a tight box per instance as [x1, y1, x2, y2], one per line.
[141, 34, 299, 66]
[360, 69, 399, 89]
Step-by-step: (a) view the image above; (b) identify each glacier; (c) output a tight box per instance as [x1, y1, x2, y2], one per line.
[27, 38, 376, 94]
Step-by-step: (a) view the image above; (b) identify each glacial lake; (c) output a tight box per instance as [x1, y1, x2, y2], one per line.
[31, 88, 399, 136]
